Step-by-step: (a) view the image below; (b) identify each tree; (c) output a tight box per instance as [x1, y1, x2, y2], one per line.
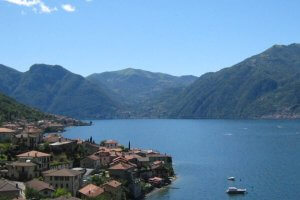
[53, 188, 71, 198]
[25, 187, 44, 199]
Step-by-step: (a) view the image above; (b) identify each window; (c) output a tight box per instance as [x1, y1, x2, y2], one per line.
[50, 177, 52, 181]
[61, 184, 63, 188]
[65, 177, 69, 181]
[66, 183, 69, 188]
[55, 177, 58, 181]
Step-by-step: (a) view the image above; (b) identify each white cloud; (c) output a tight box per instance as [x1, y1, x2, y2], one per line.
[5, 0, 58, 14]
[39, 2, 57, 13]
[5, 0, 40, 7]
[61, 4, 75, 12]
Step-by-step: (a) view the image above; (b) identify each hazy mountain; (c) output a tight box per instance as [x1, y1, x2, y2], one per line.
[1, 44, 299, 119]
[170, 44, 300, 119]
[87, 68, 197, 105]
[0, 92, 48, 123]
[0, 64, 120, 118]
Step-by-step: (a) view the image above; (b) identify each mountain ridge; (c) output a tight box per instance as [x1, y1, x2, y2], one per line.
[169, 43, 300, 119]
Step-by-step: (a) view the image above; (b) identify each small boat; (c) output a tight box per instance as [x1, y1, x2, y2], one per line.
[227, 177, 235, 181]
[226, 187, 247, 194]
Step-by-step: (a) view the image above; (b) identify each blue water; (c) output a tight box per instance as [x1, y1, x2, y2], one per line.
[63, 119, 300, 200]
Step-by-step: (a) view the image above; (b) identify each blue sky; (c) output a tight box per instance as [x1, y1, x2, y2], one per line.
[1, 0, 300, 77]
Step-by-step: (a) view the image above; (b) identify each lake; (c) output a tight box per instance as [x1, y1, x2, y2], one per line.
[63, 119, 300, 200]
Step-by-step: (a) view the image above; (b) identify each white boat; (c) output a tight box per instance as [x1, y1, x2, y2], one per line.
[227, 177, 235, 181]
[226, 187, 247, 194]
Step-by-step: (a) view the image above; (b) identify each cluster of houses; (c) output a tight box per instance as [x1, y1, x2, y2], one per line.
[0, 122, 174, 200]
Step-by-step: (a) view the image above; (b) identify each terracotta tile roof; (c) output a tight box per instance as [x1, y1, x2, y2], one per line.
[87, 154, 100, 161]
[109, 161, 135, 171]
[26, 179, 54, 192]
[0, 128, 15, 133]
[79, 184, 104, 197]
[0, 179, 20, 192]
[17, 151, 51, 158]
[43, 169, 82, 177]
[104, 180, 121, 188]
[104, 140, 118, 144]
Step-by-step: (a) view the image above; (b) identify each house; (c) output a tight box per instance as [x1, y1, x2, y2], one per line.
[13, 133, 41, 149]
[103, 140, 118, 149]
[151, 161, 169, 178]
[108, 160, 136, 179]
[49, 140, 76, 152]
[148, 177, 164, 187]
[94, 150, 111, 167]
[0, 128, 15, 142]
[43, 169, 82, 196]
[0, 179, 21, 199]
[26, 179, 55, 198]
[6, 161, 38, 181]
[43, 134, 67, 144]
[82, 142, 100, 155]
[136, 156, 150, 167]
[78, 184, 106, 199]
[80, 155, 100, 169]
[103, 180, 122, 200]
[16, 151, 51, 171]
[147, 153, 172, 164]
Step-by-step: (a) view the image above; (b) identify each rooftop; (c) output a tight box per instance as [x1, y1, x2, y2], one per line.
[26, 179, 54, 192]
[104, 180, 121, 188]
[0, 179, 20, 192]
[78, 184, 104, 197]
[109, 161, 135, 171]
[0, 128, 15, 133]
[17, 150, 51, 158]
[43, 169, 82, 177]
[104, 140, 118, 144]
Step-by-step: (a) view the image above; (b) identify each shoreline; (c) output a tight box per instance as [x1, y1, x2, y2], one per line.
[144, 176, 178, 199]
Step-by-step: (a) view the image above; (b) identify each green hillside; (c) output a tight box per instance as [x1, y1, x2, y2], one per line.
[87, 68, 197, 105]
[170, 44, 300, 119]
[0, 64, 120, 119]
[0, 93, 47, 123]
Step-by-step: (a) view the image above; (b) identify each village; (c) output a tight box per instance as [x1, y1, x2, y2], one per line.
[0, 120, 174, 200]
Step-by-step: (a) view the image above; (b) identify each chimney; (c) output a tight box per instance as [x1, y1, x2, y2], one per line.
[35, 152, 37, 157]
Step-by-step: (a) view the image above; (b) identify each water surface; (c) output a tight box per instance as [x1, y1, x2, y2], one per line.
[64, 119, 300, 200]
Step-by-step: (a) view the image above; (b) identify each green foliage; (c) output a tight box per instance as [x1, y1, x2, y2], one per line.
[53, 188, 71, 198]
[0, 64, 119, 119]
[0, 92, 47, 123]
[170, 44, 300, 119]
[91, 174, 109, 186]
[87, 68, 197, 118]
[25, 187, 44, 199]
[87, 193, 112, 200]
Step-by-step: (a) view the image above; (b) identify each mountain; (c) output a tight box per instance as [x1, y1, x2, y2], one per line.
[87, 68, 197, 105]
[0, 64, 120, 119]
[0, 92, 47, 123]
[170, 44, 300, 119]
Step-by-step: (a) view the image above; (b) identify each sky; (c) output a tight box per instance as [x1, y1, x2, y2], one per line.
[1, 0, 300, 77]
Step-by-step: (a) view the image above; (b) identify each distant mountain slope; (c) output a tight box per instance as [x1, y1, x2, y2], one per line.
[87, 68, 197, 105]
[0, 92, 47, 123]
[170, 44, 300, 119]
[0, 64, 120, 118]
